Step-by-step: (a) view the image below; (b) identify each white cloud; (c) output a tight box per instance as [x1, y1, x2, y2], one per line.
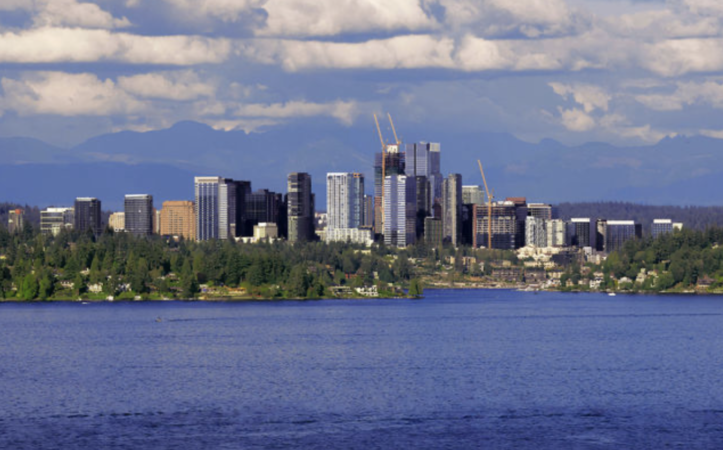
[642, 39, 723, 77]
[558, 107, 595, 131]
[259, 0, 435, 36]
[161, 0, 264, 21]
[0, 0, 130, 29]
[549, 82, 610, 113]
[245, 35, 456, 71]
[235, 100, 359, 125]
[118, 71, 216, 101]
[635, 80, 723, 111]
[436, 0, 576, 37]
[699, 129, 723, 139]
[0, 28, 231, 65]
[34, 0, 131, 29]
[0, 72, 144, 116]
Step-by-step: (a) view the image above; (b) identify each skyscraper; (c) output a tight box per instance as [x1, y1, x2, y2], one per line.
[124, 194, 154, 236]
[414, 176, 430, 239]
[527, 203, 553, 221]
[160, 201, 195, 240]
[195, 176, 235, 241]
[41, 207, 74, 236]
[406, 142, 442, 215]
[326, 173, 365, 236]
[287, 172, 315, 243]
[374, 145, 405, 233]
[383, 174, 417, 247]
[442, 173, 463, 246]
[74, 197, 102, 235]
[363, 194, 374, 228]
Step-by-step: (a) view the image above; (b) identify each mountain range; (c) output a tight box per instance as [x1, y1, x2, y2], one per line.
[1, 120, 721, 210]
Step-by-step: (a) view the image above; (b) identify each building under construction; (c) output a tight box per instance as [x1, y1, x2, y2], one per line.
[472, 201, 518, 249]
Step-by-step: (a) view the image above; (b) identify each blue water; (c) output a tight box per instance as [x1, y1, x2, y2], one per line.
[2, 290, 723, 449]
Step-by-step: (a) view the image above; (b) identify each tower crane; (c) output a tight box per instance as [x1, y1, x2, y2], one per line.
[478, 160, 494, 249]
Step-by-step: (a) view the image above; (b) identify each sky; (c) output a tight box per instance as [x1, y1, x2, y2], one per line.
[3, 0, 723, 148]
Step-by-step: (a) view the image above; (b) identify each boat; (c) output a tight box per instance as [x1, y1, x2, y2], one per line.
[608, 292, 616, 297]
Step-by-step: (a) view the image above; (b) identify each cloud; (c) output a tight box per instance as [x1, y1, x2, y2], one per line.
[118, 71, 216, 100]
[549, 82, 610, 113]
[0, 72, 144, 116]
[235, 100, 359, 124]
[642, 39, 723, 77]
[162, 0, 264, 22]
[245, 35, 456, 71]
[436, 0, 576, 37]
[0, 28, 231, 65]
[635, 80, 723, 111]
[259, 0, 435, 36]
[0, 0, 130, 29]
[558, 107, 595, 132]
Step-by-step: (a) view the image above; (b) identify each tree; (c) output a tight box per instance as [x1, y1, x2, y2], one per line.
[19, 273, 39, 300]
[73, 273, 86, 297]
[181, 274, 199, 299]
[38, 273, 54, 300]
[408, 278, 423, 298]
[287, 265, 310, 298]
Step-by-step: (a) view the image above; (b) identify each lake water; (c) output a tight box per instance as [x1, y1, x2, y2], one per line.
[2, 290, 723, 449]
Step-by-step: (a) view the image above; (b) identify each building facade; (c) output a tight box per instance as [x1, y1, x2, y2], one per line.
[462, 185, 484, 206]
[41, 207, 74, 236]
[8, 209, 25, 234]
[74, 197, 102, 235]
[424, 217, 443, 248]
[527, 203, 553, 221]
[108, 212, 125, 232]
[160, 201, 195, 240]
[525, 216, 547, 248]
[442, 173, 463, 246]
[383, 175, 417, 247]
[472, 201, 518, 249]
[605, 220, 642, 253]
[195, 176, 233, 241]
[568, 218, 595, 248]
[326, 172, 365, 239]
[124, 194, 154, 236]
[405, 142, 442, 215]
[546, 219, 567, 247]
[325, 227, 374, 246]
[652, 219, 674, 238]
[287, 172, 315, 243]
[374, 146, 406, 233]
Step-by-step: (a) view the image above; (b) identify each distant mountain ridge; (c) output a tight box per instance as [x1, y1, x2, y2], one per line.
[1, 121, 722, 208]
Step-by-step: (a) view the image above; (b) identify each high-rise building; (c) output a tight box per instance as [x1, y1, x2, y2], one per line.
[442, 173, 463, 246]
[605, 220, 642, 253]
[506, 197, 528, 248]
[414, 176, 430, 239]
[472, 201, 518, 249]
[652, 219, 674, 238]
[74, 197, 102, 235]
[546, 219, 567, 247]
[41, 207, 74, 236]
[287, 172, 315, 243]
[160, 201, 195, 240]
[527, 203, 553, 221]
[195, 176, 234, 241]
[124, 194, 154, 236]
[246, 189, 283, 232]
[568, 218, 595, 248]
[108, 212, 125, 232]
[525, 216, 547, 248]
[230, 180, 252, 237]
[424, 217, 443, 248]
[595, 219, 607, 251]
[374, 146, 405, 233]
[363, 195, 374, 228]
[462, 185, 484, 206]
[8, 209, 25, 234]
[383, 175, 417, 247]
[406, 142, 442, 215]
[326, 173, 365, 235]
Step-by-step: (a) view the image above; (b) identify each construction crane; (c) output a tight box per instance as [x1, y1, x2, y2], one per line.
[373, 113, 403, 233]
[478, 159, 494, 249]
[387, 113, 401, 146]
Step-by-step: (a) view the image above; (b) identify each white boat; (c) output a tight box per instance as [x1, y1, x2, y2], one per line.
[608, 292, 616, 297]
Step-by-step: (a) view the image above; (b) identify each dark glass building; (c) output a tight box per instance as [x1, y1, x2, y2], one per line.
[124, 194, 154, 236]
[74, 197, 102, 235]
[287, 173, 315, 243]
